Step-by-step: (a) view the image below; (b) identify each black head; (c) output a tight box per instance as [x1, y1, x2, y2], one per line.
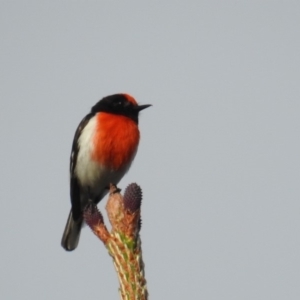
[91, 94, 151, 123]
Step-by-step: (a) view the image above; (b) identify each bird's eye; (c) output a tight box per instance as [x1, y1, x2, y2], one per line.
[114, 101, 123, 107]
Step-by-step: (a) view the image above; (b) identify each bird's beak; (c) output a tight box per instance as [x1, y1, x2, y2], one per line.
[136, 104, 152, 112]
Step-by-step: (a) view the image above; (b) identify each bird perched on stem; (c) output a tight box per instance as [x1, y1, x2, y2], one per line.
[61, 94, 151, 251]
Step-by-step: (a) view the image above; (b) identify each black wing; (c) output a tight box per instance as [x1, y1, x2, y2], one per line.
[70, 113, 94, 221]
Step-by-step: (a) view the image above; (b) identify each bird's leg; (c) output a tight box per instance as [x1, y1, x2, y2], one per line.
[109, 183, 122, 194]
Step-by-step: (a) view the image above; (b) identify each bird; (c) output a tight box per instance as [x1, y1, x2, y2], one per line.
[61, 93, 151, 251]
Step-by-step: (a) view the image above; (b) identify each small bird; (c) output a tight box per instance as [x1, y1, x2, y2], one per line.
[61, 94, 151, 251]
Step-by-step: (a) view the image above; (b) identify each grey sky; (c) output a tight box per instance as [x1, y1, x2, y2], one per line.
[1, 2, 300, 299]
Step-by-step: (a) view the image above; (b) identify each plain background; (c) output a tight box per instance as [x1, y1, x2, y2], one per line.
[1, 2, 300, 299]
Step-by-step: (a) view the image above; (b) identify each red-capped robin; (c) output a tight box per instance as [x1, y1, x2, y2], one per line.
[61, 94, 151, 251]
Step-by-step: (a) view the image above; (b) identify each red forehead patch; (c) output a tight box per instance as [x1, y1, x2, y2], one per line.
[122, 94, 138, 106]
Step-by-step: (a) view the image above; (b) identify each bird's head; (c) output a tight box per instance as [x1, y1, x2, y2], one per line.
[91, 94, 151, 123]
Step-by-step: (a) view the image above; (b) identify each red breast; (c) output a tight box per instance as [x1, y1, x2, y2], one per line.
[92, 112, 140, 170]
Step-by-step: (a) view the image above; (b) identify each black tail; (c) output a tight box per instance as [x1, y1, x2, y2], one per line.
[61, 210, 83, 251]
